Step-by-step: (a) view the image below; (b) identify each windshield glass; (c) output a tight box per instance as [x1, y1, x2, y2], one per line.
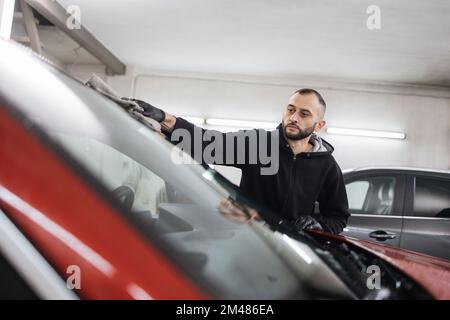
[1, 44, 353, 299]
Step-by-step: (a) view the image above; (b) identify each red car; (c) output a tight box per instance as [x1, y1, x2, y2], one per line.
[0, 40, 449, 300]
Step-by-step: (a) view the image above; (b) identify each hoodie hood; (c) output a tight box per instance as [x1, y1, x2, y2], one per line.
[309, 132, 333, 153]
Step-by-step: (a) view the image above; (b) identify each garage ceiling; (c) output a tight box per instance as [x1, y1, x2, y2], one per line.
[56, 0, 450, 86]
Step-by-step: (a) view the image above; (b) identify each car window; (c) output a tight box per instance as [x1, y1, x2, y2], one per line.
[346, 181, 370, 210]
[345, 177, 396, 215]
[414, 177, 450, 218]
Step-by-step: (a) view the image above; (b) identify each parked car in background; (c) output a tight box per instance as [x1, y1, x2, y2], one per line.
[342, 167, 450, 261]
[1, 40, 450, 300]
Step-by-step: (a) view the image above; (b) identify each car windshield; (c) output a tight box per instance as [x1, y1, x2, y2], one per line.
[1, 43, 354, 299]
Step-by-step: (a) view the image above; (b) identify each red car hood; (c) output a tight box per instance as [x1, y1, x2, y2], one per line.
[337, 234, 450, 299]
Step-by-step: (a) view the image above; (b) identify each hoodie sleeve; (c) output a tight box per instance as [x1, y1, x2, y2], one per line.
[316, 160, 350, 234]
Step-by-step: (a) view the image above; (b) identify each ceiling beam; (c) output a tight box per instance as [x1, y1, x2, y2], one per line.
[25, 0, 126, 75]
[19, 0, 42, 54]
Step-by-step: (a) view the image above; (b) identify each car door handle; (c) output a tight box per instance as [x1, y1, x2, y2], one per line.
[369, 230, 397, 241]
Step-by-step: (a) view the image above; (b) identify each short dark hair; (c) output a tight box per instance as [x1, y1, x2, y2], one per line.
[294, 88, 326, 110]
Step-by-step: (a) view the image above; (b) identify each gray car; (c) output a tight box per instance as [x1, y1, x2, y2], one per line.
[341, 167, 450, 261]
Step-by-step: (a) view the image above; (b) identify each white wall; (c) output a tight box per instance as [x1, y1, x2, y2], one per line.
[133, 73, 450, 170]
[0, 0, 15, 40]
[66, 64, 450, 185]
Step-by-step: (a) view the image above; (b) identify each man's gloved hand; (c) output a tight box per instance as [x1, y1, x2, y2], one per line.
[122, 98, 166, 123]
[294, 216, 323, 232]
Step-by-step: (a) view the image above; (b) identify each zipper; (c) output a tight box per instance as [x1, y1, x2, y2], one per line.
[281, 155, 297, 215]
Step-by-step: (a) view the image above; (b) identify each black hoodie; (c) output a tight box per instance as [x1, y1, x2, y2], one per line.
[168, 117, 350, 234]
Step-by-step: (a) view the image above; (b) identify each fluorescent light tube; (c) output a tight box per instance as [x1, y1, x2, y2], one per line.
[179, 116, 205, 125]
[327, 127, 406, 140]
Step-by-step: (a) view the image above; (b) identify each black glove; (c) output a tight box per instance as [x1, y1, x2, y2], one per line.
[122, 98, 166, 123]
[294, 216, 323, 232]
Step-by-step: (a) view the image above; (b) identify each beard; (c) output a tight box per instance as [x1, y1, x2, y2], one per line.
[283, 122, 316, 140]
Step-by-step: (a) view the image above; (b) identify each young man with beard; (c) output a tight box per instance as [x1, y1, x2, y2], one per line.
[124, 88, 349, 234]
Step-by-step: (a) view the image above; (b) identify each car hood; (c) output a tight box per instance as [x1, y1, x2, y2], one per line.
[320, 232, 450, 299]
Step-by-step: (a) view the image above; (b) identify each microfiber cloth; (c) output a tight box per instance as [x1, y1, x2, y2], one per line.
[85, 74, 161, 132]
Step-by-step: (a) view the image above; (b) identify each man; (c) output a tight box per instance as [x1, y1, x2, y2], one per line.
[125, 88, 349, 234]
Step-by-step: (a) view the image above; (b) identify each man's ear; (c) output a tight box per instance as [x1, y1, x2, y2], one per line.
[315, 120, 326, 132]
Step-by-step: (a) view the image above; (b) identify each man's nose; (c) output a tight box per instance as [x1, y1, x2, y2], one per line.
[289, 112, 299, 123]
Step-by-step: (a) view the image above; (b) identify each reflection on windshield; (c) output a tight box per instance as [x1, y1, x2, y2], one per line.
[218, 198, 261, 225]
